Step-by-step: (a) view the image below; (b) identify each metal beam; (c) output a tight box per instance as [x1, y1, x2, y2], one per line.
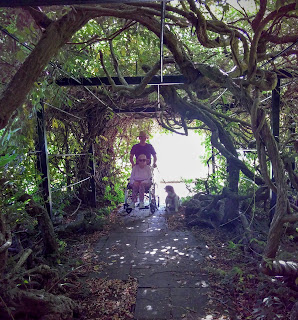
[276, 69, 297, 79]
[36, 101, 53, 220]
[0, 0, 167, 7]
[55, 70, 293, 87]
[88, 144, 97, 208]
[56, 75, 187, 86]
[87, 111, 97, 208]
[114, 107, 158, 113]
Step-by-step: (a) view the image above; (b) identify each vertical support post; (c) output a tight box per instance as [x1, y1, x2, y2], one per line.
[87, 111, 96, 208]
[289, 119, 296, 171]
[36, 101, 53, 220]
[270, 78, 280, 219]
[88, 143, 96, 208]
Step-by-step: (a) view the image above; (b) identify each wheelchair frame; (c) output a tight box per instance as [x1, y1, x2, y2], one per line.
[123, 175, 159, 214]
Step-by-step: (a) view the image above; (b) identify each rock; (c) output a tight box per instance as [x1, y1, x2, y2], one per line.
[184, 199, 201, 218]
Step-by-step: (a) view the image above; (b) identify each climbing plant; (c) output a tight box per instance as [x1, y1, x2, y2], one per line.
[0, 1, 297, 318]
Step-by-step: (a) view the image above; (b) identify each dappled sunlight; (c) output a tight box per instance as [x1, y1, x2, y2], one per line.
[93, 205, 212, 318]
[97, 229, 205, 269]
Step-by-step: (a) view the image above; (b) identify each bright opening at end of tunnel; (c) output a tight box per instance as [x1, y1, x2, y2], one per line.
[150, 130, 208, 204]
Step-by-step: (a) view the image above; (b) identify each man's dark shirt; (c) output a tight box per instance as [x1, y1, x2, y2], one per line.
[130, 143, 156, 164]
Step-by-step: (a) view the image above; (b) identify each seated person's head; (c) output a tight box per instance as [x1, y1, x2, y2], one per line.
[137, 154, 148, 167]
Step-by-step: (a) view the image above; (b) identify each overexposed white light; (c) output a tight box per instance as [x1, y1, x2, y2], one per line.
[151, 130, 206, 181]
[150, 130, 208, 201]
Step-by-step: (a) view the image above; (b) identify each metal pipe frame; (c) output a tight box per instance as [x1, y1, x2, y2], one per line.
[0, 0, 173, 7]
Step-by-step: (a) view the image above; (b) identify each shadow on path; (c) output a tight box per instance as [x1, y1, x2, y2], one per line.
[94, 207, 210, 320]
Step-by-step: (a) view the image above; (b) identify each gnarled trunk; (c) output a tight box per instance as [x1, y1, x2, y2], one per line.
[0, 9, 95, 129]
[223, 159, 240, 227]
[0, 213, 11, 276]
[19, 194, 58, 255]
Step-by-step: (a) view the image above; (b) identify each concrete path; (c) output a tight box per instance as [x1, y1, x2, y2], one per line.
[94, 207, 210, 320]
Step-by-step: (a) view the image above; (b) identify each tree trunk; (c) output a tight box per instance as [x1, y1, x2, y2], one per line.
[223, 159, 240, 227]
[258, 115, 288, 259]
[19, 194, 58, 255]
[0, 9, 95, 129]
[263, 178, 288, 259]
[2, 288, 77, 320]
[0, 213, 11, 276]
[247, 92, 289, 260]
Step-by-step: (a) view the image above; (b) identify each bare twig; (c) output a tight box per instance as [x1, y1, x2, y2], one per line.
[0, 295, 15, 320]
[70, 193, 82, 217]
[12, 249, 33, 273]
[0, 237, 12, 254]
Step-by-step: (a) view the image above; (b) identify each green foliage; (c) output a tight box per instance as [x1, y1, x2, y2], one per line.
[180, 195, 192, 203]
[0, 116, 40, 232]
[51, 190, 72, 216]
[97, 207, 110, 217]
[58, 240, 67, 254]
[227, 240, 241, 250]
[263, 258, 274, 271]
[104, 182, 125, 209]
[231, 266, 244, 281]
[206, 266, 227, 279]
[0, 153, 18, 167]
[250, 238, 266, 247]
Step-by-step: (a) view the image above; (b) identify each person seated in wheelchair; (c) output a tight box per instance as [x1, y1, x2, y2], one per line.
[128, 154, 152, 209]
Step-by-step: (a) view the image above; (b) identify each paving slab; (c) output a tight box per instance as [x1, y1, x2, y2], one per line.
[93, 235, 108, 252]
[133, 266, 209, 289]
[104, 233, 138, 249]
[134, 288, 172, 320]
[94, 206, 210, 319]
[115, 221, 167, 236]
[97, 264, 131, 281]
[170, 288, 209, 319]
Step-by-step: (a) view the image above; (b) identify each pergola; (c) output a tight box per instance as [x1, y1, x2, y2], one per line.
[0, 0, 294, 220]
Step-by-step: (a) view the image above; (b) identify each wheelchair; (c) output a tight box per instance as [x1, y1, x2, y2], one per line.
[123, 172, 159, 214]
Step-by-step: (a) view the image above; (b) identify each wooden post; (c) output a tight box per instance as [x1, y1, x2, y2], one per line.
[36, 101, 53, 219]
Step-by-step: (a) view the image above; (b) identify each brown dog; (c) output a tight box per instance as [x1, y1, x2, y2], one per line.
[165, 185, 180, 212]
